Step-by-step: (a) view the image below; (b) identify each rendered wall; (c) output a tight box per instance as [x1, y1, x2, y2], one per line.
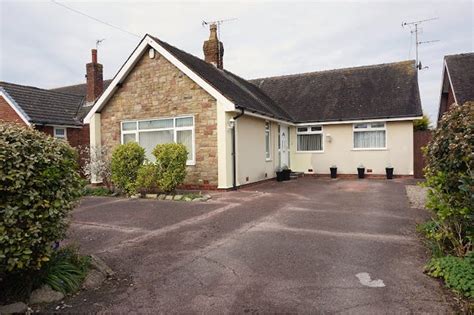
[289, 121, 414, 175]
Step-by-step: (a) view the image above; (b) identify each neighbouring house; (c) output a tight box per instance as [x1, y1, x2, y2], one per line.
[0, 49, 109, 149]
[437, 52, 474, 122]
[84, 24, 423, 189]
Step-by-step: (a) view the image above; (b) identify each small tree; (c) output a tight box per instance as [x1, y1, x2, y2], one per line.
[414, 114, 432, 131]
[423, 102, 473, 257]
[79, 145, 113, 190]
[153, 143, 187, 193]
[0, 122, 83, 273]
[111, 142, 145, 195]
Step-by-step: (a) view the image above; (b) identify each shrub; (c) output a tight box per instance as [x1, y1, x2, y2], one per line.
[423, 102, 473, 257]
[425, 252, 474, 298]
[111, 142, 145, 195]
[0, 122, 83, 273]
[79, 145, 113, 190]
[0, 245, 90, 301]
[37, 246, 90, 294]
[83, 186, 112, 196]
[153, 143, 187, 193]
[414, 114, 432, 131]
[135, 163, 159, 194]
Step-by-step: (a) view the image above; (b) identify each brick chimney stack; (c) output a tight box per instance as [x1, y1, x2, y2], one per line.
[203, 23, 224, 69]
[86, 49, 104, 103]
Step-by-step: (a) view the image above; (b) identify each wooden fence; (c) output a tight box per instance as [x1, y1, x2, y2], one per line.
[414, 130, 432, 179]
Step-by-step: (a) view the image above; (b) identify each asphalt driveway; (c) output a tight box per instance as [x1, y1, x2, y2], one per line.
[52, 178, 454, 313]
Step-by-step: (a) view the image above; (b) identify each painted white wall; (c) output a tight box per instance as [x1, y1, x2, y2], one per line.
[289, 121, 414, 175]
[235, 115, 280, 186]
[217, 103, 234, 189]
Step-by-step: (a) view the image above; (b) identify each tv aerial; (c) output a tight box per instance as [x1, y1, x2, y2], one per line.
[402, 17, 440, 70]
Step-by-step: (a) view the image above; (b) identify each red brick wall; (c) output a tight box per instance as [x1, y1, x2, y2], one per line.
[35, 125, 89, 149]
[0, 95, 27, 125]
[67, 125, 90, 149]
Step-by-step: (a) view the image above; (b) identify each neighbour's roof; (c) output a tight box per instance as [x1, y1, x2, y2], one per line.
[445, 53, 474, 105]
[0, 81, 85, 126]
[50, 79, 113, 96]
[250, 61, 423, 123]
[150, 36, 293, 121]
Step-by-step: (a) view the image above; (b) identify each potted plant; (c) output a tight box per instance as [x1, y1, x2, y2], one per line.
[276, 167, 285, 182]
[357, 164, 365, 179]
[385, 164, 394, 179]
[330, 165, 337, 179]
[281, 165, 292, 181]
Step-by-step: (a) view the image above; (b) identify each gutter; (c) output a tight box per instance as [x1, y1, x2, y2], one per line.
[231, 107, 245, 190]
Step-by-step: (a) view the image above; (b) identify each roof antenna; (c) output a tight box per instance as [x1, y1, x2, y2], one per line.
[96, 38, 106, 49]
[202, 18, 237, 67]
[402, 18, 440, 71]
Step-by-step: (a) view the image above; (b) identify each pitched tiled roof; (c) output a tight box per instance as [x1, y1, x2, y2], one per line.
[50, 79, 113, 96]
[445, 53, 474, 105]
[0, 81, 85, 126]
[250, 61, 423, 123]
[151, 36, 294, 121]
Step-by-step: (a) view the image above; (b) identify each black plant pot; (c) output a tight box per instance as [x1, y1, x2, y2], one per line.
[282, 169, 292, 181]
[385, 167, 394, 179]
[330, 167, 337, 179]
[357, 167, 365, 179]
[276, 171, 285, 182]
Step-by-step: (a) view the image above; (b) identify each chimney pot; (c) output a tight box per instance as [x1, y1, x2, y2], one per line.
[91, 49, 98, 63]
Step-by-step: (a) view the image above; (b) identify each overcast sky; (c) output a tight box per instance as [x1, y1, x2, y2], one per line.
[1, 1, 473, 123]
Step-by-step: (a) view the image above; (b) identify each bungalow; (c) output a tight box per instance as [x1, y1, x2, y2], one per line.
[437, 52, 474, 122]
[84, 24, 423, 189]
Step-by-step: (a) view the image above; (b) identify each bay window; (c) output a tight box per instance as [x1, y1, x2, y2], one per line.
[353, 122, 386, 149]
[297, 126, 323, 152]
[121, 116, 195, 165]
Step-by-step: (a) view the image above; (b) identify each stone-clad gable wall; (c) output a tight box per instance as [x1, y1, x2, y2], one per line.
[100, 49, 218, 188]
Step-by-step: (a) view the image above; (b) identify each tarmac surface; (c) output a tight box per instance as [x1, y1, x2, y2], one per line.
[47, 177, 454, 313]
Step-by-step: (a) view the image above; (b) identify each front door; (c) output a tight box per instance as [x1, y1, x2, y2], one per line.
[279, 124, 289, 168]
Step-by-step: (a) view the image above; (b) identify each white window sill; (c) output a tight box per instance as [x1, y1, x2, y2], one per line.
[186, 162, 196, 166]
[265, 158, 272, 162]
[295, 150, 324, 154]
[352, 148, 387, 151]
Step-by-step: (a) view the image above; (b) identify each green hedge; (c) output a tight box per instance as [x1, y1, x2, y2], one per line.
[0, 122, 83, 273]
[153, 143, 187, 193]
[423, 102, 473, 257]
[111, 142, 145, 195]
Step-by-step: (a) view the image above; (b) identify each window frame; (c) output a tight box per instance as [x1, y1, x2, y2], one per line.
[120, 115, 195, 165]
[264, 121, 271, 161]
[352, 122, 387, 150]
[296, 125, 324, 153]
[53, 126, 67, 140]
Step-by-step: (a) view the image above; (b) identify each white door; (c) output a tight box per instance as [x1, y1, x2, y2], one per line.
[279, 124, 289, 168]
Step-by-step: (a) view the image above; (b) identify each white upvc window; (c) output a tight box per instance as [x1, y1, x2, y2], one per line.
[265, 121, 271, 161]
[53, 127, 67, 140]
[121, 116, 195, 165]
[297, 125, 323, 152]
[353, 122, 387, 150]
